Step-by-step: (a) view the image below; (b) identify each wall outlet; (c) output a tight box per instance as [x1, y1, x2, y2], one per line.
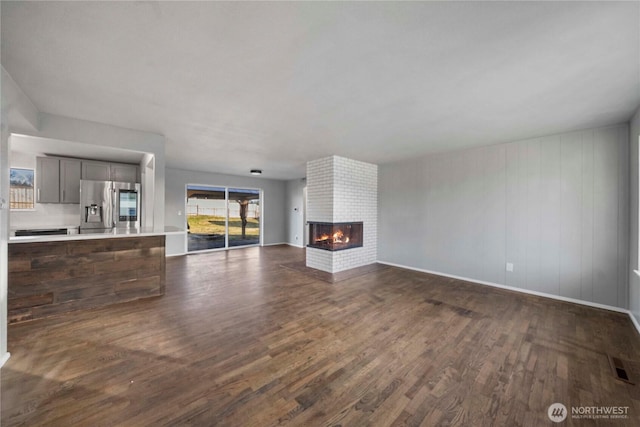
[178, 210, 182, 216]
[295, 235, 299, 240]
[506, 262, 514, 272]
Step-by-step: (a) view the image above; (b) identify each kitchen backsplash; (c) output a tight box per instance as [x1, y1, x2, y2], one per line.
[10, 203, 79, 230]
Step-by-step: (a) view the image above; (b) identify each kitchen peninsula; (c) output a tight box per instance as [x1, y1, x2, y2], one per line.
[7, 228, 181, 323]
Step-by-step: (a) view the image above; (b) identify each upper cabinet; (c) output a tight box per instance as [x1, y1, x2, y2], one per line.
[36, 157, 61, 203]
[36, 157, 81, 204]
[81, 161, 111, 181]
[110, 163, 139, 183]
[60, 159, 81, 204]
[36, 156, 139, 204]
[81, 160, 139, 183]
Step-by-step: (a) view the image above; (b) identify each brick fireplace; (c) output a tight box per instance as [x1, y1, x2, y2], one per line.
[306, 156, 377, 273]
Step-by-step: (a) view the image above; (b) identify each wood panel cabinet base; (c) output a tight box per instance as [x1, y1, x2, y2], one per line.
[8, 236, 165, 324]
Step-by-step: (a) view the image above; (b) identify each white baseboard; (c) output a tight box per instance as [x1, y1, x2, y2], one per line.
[166, 252, 186, 257]
[285, 243, 304, 249]
[0, 352, 10, 369]
[262, 242, 289, 247]
[377, 260, 640, 335]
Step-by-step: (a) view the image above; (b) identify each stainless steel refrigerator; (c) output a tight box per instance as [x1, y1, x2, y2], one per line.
[80, 180, 141, 232]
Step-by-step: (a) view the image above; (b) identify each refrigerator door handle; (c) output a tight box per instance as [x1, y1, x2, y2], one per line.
[112, 188, 117, 228]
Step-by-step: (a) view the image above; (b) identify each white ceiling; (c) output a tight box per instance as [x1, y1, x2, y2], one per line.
[2, 1, 639, 180]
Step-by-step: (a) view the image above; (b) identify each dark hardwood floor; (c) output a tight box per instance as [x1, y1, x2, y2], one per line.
[2, 245, 640, 426]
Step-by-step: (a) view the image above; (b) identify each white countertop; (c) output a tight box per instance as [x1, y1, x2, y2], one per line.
[9, 226, 185, 244]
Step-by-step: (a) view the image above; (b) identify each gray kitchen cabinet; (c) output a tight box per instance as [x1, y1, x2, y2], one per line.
[81, 161, 111, 181]
[35, 157, 137, 204]
[60, 159, 81, 203]
[36, 157, 60, 203]
[110, 163, 139, 183]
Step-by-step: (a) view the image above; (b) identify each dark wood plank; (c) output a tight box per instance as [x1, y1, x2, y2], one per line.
[7, 236, 165, 323]
[280, 260, 389, 283]
[2, 245, 640, 426]
[7, 293, 54, 310]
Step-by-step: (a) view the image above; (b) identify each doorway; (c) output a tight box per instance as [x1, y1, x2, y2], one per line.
[186, 185, 262, 252]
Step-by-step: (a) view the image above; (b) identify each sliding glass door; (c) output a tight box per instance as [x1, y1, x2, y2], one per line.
[186, 186, 226, 251]
[186, 185, 261, 252]
[228, 188, 260, 247]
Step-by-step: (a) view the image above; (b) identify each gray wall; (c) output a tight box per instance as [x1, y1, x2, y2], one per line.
[285, 178, 305, 247]
[629, 107, 640, 322]
[164, 167, 287, 255]
[379, 124, 629, 308]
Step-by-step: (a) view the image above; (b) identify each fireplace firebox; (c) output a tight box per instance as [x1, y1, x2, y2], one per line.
[308, 222, 363, 251]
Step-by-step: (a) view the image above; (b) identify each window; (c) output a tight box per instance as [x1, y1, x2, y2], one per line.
[9, 168, 34, 210]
